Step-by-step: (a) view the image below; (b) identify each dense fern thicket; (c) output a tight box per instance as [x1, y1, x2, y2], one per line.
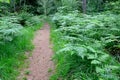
[0, 11, 43, 79]
[50, 10, 120, 80]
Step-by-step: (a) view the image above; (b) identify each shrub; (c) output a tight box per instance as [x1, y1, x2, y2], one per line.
[18, 12, 33, 26]
[0, 16, 23, 43]
[0, 2, 10, 16]
[51, 11, 120, 80]
[25, 16, 41, 26]
[105, 0, 120, 14]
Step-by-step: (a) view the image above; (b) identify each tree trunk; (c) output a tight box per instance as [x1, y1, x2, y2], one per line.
[19, 0, 22, 8]
[82, 0, 86, 13]
[10, 0, 16, 12]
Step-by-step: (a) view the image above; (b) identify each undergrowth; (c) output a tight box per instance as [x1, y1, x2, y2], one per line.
[50, 11, 120, 80]
[0, 15, 43, 80]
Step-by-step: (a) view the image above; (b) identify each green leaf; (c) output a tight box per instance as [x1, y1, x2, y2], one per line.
[87, 54, 97, 59]
[91, 60, 101, 64]
[98, 54, 109, 62]
[96, 67, 104, 73]
[76, 47, 87, 59]
[105, 65, 119, 70]
[86, 46, 96, 53]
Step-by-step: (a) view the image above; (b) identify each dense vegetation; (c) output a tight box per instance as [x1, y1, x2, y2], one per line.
[50, 11, 120, 80]
[0, 15, 43, 80]
[0, 1, 43, 79]
[0, 0, 120, 80]
[50, 0, 120, 80]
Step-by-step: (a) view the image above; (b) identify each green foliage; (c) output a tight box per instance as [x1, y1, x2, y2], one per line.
[21, 5, 36, 14]
[1, 0, 120, 15]
[0, 23, 43, 80]
[105, 0, 120, 13]
[0, 2, 10, 16]
[0, 0, 9, 3]
[61, 0, 78, 11]
[0, 16, 23, 43]
[18, 12, 33, 26]
[86, 0, 104, 12]
[0, 13, 43, 80]
[17, 12, 42, 26]
[37, 0, 55, 15]
[0, 28, 33, 80]
[25, 16, 42, 26]
[0, 53, 27, 80]
[51, 11, 120, 80]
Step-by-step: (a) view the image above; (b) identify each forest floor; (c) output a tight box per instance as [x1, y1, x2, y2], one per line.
[18, 23, 54, 80]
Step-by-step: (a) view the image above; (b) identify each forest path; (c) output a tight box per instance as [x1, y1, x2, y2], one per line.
[26, 23, 54, 80]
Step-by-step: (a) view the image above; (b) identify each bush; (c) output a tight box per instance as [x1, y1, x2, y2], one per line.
[18, 12, 33, 26]
[25, 16, 41, 26]
[105, 0, 120, 14]
[51, 11, 120, 80]
[0, 2, 10, 16]
[17, 12, 42, 27]
[0, 16, 23, 43]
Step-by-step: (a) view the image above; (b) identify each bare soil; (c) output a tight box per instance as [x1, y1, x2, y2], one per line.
[21, 23, 54, 80]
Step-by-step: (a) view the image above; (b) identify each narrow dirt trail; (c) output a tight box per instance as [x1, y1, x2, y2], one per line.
[27, 23, 54, 80]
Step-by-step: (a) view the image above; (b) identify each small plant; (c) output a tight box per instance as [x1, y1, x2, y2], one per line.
[24, 70, 30, 75]
[48, 68, 53, 73]
[23, 77, 27, 80]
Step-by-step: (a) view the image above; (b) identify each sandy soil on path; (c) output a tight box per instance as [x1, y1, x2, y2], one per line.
[26, 23, 54, 80]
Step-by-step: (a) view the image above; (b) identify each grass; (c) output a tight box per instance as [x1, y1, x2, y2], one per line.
[0, 22, 43, 80]
[49, 20, 69, 80]
[24, 70, 30, 75]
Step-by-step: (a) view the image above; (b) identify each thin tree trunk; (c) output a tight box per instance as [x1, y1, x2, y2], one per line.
[19, 0, 22, 8]
[13, 0, 15, 12]
[82, 0, 86, 13]
[24, 0, 26, 7]
[10, 0, 16, 12]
